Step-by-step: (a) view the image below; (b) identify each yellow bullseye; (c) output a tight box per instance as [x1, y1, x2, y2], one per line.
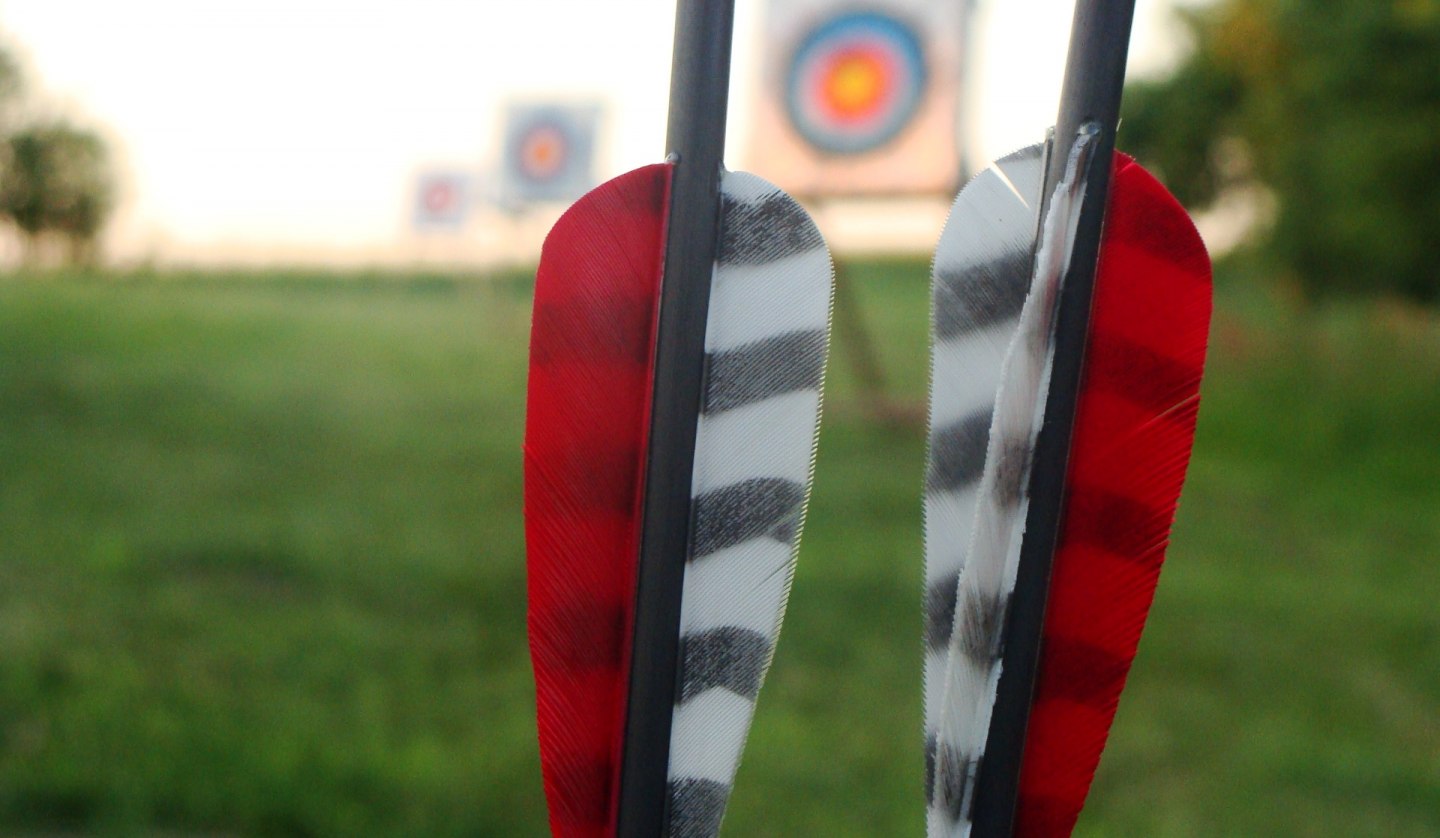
[822, 50, 889, 118]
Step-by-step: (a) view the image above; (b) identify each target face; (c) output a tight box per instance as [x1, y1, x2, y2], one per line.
[501, 103, 600, 204]
[414, 172, 469, 227]
[423, 181, 458, 214]
[785, 11, 927, 155]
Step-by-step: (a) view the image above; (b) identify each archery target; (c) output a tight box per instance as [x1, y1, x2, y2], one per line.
[500, 103, 600, 204]
[518, 124, 568, 181]
[785, 11, 928, 155]
[413, 172, 470, 227]
[512, 118, 571, 184]
[423, 180, 458, 214]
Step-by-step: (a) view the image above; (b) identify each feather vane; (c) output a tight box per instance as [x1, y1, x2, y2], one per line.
[525, 164, 672, 837]
[926, 129, 1099, 837]
[664, 170, 833, 838]
[923, 143, 1045, 825]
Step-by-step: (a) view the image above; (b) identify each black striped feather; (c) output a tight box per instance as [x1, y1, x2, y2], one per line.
[925, 130, 1102, 836]
[923, 145, 1046, 822]
[664, 170, 833, 837]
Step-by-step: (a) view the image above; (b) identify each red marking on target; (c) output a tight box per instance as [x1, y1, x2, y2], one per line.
[423, 181, 458, 213]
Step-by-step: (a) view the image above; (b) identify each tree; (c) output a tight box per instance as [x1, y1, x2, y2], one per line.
[0, 45, 21, 132]
[0, 40, 117, 266]
[0, 123, 116, 265]
[1122, 0, 1440, 304]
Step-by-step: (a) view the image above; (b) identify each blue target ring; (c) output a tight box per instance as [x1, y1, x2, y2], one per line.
[785, 11, 927, 155]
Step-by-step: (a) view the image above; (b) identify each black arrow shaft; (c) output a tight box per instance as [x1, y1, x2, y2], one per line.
[969, 1, 1137, 834]
[616, 2, 735, 836]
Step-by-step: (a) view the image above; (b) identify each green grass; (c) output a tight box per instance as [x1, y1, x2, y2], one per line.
[0, 265, 1435, 836]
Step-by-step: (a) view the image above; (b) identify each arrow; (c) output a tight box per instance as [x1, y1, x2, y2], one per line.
[524, 2, 834, 836]
[923, 0, 1213, 834]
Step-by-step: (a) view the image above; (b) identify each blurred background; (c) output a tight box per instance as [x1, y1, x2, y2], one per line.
[0, 0, 1436, 834]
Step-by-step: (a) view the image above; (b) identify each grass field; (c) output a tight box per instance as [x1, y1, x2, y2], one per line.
[0, 264, 1436, 836]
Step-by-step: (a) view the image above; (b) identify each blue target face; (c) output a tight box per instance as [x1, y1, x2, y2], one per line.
[785, 11, 928, 155]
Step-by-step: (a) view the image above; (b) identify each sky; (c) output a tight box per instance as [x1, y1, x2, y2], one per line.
[0, 0, 1192, 262]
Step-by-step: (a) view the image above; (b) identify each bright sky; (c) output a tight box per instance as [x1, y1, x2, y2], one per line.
[0, 0, 1188, 260]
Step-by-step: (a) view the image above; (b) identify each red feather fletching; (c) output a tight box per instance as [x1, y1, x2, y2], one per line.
[524, 164, 672, 837]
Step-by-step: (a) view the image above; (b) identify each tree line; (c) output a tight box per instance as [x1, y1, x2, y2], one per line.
[0, 43, 115, 265]
[1122, 0, 1440, 305]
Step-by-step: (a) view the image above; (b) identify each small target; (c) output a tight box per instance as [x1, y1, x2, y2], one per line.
[423, 180, 458, 213]
[785, 11, 927, 155]
[414, 172, 470, 227]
